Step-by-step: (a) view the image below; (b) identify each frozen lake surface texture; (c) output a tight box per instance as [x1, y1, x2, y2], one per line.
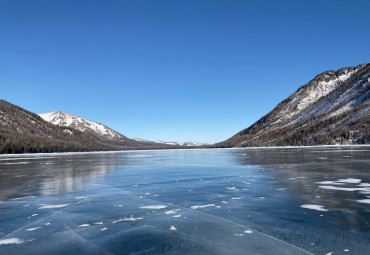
[0, 147, 370, 254]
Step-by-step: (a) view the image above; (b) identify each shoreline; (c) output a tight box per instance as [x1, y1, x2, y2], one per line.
[0, 144, 369, 157]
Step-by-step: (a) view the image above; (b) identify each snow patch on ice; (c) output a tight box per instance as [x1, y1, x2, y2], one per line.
[26, 227, 41, 231]
[319, 186, 370, 192]
[356, 199, 370, 204]
[359, 183, 370, 187]
[77, 224, 90, 228]
[0, 238, 24, 245]
[164, 209, 181, 215]
[300, 204, 328, 211]
[190, 204, 215, 209]
[337, 178, 361, 184]
[140, 205, 167, 210]
[226, 187, 238, 191]
[112, 216, 143, 223]
[38, 204, 70, 209]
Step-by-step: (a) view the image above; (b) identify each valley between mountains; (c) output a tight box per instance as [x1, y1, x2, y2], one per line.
[0, 63, 369, 153]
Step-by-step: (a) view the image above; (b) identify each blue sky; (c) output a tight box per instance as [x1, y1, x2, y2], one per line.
[1, 0, 369, 143]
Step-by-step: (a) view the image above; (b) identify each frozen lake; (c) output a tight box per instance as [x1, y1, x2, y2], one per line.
[0, 147, 370, 254]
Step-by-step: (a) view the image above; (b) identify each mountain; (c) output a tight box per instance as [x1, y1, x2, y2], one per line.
[0, 101, 179, 153]
[0, 100, 124, 153]
[38, 111, 196, 148]
[39, 111, 129, 142]
[217, 63, 370, 147]
[38, 112, 205, 148]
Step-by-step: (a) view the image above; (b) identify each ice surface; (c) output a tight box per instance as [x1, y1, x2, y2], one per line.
[1, 147, 370, 255]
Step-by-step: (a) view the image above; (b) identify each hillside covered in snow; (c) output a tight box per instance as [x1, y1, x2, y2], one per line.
[39, 111, 128, 142]
[217, 63, 370, 147]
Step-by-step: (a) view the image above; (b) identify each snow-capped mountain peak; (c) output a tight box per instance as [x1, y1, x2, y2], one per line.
[39, 111, 126, 140]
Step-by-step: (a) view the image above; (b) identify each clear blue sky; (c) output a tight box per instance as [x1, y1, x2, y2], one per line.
[1, 0, 369, 143]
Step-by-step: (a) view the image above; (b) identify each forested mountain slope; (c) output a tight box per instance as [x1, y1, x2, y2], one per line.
[217, 63, 370, 147]
[0, 100, 177, 153]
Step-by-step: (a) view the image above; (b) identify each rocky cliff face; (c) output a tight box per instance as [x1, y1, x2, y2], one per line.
[218, 63, 370, 147]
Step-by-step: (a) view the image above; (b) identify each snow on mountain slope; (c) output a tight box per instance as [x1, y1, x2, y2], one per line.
[0, 100, 125, 153]
[273, 66, 360, 126]
[39, 111, 127, 141]
[218, 63, 370, 147]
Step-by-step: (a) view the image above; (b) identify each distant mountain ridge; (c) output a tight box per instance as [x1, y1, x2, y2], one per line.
[0, 101, 183, 153]
[217, 63, 370, 147]
[133, 138, 207, 147]
[39, 111, 204, 147]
